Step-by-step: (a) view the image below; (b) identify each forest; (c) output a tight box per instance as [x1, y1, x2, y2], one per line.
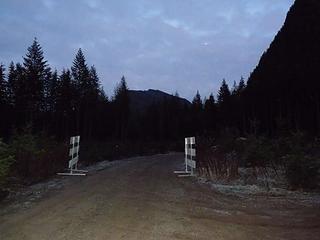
[1, 0, 320, 195]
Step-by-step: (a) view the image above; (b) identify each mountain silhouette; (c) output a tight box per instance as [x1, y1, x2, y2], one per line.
[128, 89, 190, 113]
[244, 0, 320, 134]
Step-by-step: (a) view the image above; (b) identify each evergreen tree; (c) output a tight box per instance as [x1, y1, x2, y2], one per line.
[89, 65, 100, 94]
[231, 81, 238, 95]
[71, 48, 90, 97]
[54, 69, 75, 138]
[237, 77, 246, 93]
[203, 94, 217, 134]
[228, 77, 247, 132]
[71, 49, 91, 138]
[204, 94, 216, 111]
[192, 90, 203, 110]
[114, 76, 130, 140]
[0, 64, 6, 105]
[114, 76, 129, 103]
[22, 38, 48, 123]
[56, 69, 73, 109]
[98, 86, 108, 102]
[42, 68, 58, 114]
[217, 79, 232, 129]
[0, 64, 10, 139]
[217, 79, 231, 105]
[191, 90, 203, 135]
[46, 69, 58, 112]
[12, 63, 26, 113]
[7, 62, 17, 106]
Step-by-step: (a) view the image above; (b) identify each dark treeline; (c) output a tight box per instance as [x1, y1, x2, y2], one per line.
[0, 39, 191, 143]
[0, 39, 193, 144]
[0, 39, 109, 142]
[0, 38, 253, 145]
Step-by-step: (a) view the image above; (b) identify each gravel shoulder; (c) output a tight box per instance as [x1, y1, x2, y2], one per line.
[0, 153, 319, 240]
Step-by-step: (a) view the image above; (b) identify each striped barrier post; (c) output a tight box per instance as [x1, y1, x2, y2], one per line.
[57, 136, 88, 176]
[174, 137, 196, 177]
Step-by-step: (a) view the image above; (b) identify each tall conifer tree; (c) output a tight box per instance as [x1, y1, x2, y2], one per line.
[22, 38, 48, 122]
[0, 64, 7, 105]
[114, 76, 130, 140]
[217, 79, 231, 105]
[71, 48, 90, 97]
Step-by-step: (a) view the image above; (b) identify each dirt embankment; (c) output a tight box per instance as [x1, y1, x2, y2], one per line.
[0, 153, 319, 240]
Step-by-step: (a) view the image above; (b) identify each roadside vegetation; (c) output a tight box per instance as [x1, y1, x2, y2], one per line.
[0, 140, 14, 186]
[197, 132, 320, 190]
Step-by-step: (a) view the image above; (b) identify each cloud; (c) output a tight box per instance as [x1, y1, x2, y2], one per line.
[0, 0, 294, 100]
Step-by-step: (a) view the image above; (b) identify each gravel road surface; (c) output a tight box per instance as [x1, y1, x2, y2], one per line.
[0, 153, 319, 240]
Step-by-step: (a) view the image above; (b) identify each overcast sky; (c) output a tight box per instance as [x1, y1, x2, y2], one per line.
[0, 0, 294, 100]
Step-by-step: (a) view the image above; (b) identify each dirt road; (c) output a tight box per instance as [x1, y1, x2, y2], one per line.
[0, 153, 319, 240]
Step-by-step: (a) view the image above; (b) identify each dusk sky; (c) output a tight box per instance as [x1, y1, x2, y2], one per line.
[0, 0, 294, 100]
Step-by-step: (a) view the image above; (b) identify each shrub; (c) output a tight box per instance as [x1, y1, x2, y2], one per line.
[274, 132, 320, 190]
[11, 132, 68, 183]
[197, 132, 320, 190]
[285, 154, 320, 190]
[0, 139, 14, 186]
[197, 136, 240, 180]
[241, 136, 275, 168]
